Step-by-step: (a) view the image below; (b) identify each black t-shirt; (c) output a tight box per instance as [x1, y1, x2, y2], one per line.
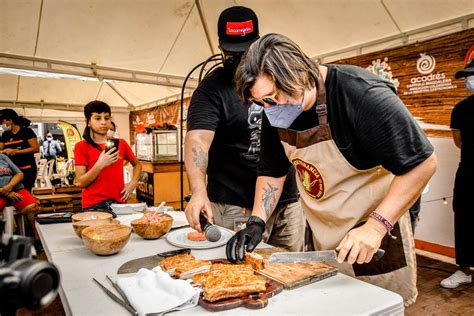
[188, 67, 299, 208]
[0, 127, 37, 171]
[451, 95, 474, 163]
[259, 64, 434, 177]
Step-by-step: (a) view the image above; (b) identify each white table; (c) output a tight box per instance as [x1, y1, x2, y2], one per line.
[37, 212, 404, 315]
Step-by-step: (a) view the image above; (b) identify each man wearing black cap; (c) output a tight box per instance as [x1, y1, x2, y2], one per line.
[441, 59, 474, 288]
[184, 6, 304, 252]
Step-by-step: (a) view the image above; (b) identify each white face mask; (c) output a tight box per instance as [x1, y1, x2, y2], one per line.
[465, 76, 474, 93]
[1, 124, 11, 131]
[46, 136, 52, 140]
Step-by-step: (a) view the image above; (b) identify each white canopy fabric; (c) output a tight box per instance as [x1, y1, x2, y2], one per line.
[1, 0, 473, 119]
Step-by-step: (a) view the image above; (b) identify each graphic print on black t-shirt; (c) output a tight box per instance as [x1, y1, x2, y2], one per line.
[0, 127, 37, 170]
[242, 103, 263, 162]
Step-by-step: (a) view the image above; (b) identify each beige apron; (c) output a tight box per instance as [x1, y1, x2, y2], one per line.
[278, 80, 417, 306]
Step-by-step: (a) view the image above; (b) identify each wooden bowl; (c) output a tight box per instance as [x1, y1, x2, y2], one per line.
[72, 218, 120, 239]
[72, 211, 112, 223]
[81, 224, 132, 255]
[131, 213, 173, 240]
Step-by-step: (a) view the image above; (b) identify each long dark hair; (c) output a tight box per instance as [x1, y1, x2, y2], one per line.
[0, 109, 32, 128]
[82, 100, 111, 150]
[236, 33, 320, 103]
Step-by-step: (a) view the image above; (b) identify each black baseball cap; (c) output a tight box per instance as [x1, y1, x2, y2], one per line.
[455, 60, 474, 79]
[218, 6, 259, 52]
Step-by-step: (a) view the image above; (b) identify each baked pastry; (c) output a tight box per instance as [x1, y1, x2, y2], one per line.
[159, 253, 195, 272]
[210, 263, 254, 274]
[192, 264, 254, 286]
[244, 251, 265, 270]
[174, 260, 212, 279]
[191, 272, 209, 287]
[202, 272, 266, 302]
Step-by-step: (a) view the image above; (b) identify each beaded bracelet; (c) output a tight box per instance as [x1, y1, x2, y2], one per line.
[369, 211, 397, 239]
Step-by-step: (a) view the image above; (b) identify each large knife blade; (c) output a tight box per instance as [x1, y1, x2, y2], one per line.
[268, 248, 385, 263]
[117, 248, 191, 274]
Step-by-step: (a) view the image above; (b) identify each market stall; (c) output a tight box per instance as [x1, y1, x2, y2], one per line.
[132, 123, 190, 209]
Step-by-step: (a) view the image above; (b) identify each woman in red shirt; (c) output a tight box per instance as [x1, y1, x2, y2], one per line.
[74, 101, 142, 212]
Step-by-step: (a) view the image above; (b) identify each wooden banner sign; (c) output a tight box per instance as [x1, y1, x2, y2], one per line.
[331, 29, 474, 137]
[129, 97, 190, 144]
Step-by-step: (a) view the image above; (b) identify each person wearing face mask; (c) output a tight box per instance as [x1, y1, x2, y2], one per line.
[0, 109, 39, 191]
[74, 101, 142, 212]
[440, 59, 474, 289]
[229, 33, 438, 306]
[42, 132, 62, 173]
[184, 7, 304, 252]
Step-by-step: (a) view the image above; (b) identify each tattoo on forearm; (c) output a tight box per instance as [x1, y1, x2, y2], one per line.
[261, 183, 278, 217]
[192, 147, 208, 174]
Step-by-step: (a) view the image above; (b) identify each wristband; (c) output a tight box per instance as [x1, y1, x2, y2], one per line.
[369, 211, 397, 239]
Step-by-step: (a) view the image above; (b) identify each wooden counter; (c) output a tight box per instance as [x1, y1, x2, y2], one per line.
[136, 160, 190, 210]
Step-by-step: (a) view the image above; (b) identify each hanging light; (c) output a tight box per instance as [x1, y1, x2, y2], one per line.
[443, 197, 448, 205]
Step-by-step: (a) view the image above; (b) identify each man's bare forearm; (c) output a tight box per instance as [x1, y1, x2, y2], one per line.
[184, 130, 214, 195]
[374, 153, 437, 225]
[192, 146, 208, 175]
[188, 145, 208, 194]
[252, 175, 286, 221]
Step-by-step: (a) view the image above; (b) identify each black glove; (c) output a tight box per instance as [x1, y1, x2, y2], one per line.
[226, 216, 266, 263]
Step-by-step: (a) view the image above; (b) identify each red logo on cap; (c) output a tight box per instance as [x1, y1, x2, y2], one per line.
[226, 20, 253, 36]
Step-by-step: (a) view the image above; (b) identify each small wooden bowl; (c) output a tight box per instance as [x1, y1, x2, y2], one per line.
[81, 224, 132, 255]
[72, 211, 112, 223]
[72, 218, 120, 239]
[131, 213, 173, 240]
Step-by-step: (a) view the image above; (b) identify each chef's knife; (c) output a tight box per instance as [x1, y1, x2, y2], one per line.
[117, 248, 191, 274]
[268, 248, 385, 263]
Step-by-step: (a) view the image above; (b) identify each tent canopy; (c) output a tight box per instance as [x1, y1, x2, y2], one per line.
[1, 0, 473, 119]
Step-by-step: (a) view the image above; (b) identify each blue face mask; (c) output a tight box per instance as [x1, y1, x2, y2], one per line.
[264, 94, 305, 129]
[1, 124, 11, 131]
[465, 76, 474, 93]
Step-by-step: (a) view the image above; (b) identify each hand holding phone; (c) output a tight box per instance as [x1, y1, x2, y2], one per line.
[105, 138, 119, 153]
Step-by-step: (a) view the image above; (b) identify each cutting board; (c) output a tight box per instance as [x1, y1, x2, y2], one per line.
[198, 259, 283, 312]
[254, 248, 338, 290]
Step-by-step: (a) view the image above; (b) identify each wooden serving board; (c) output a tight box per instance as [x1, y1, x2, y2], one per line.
[197, 259, 283, 312]
[254, 248, 338, 290]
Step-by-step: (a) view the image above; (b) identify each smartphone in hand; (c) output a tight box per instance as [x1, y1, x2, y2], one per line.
[105, 138, 119, 153]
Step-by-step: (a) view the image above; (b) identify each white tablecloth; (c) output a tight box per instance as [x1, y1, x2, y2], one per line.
[36, 211, 404, 315]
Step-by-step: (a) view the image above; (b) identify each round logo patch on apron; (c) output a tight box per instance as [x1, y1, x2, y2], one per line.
[292, 157, 325, 200]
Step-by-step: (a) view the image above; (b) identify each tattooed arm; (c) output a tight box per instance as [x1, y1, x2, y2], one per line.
[251, 175, 286, 221]
[183, 129, 215, 231]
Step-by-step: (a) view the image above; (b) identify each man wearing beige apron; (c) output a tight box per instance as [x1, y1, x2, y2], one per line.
[226, 33, 437, 306]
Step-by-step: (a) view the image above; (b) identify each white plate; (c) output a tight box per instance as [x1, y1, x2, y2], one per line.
[147, 206, 174, 213]
[110, 202, 146, 215]
[166, 227, 233, 249]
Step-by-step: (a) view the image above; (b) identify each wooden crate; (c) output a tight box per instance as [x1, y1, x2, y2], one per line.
[32, 187, 54, 195]
[39, 201, 74, 212]
[34, 187, 83, 213]
[35, 194, 74, 213]
[55, 186, 83, 194]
